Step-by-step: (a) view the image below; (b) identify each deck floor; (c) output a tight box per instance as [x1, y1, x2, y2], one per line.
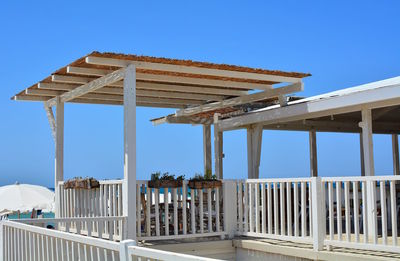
[140, 236, 400, 260]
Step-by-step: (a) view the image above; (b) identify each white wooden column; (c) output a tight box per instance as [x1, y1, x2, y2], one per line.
[309, 130, 318, 177]
[247, 124, 263, 179]
[214, 114, 223, 179]
[203, 124, 212, 175]
[359, 108, 377, 240]
[123, 65, 137, 240]
[55, 98, 64, 218]
[392, 134, 399, 175]
[359, 133, 365, 176]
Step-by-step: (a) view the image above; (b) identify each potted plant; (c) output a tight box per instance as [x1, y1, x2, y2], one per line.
[188, 170, 222, 189]
[148, 172, 184, 188]
[64, 177, 100, 189]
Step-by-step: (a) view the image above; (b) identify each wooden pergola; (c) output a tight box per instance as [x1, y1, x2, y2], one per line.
[12, 51, 310, 239]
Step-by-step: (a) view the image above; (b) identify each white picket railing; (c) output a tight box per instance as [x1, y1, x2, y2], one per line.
[58, 179, 227, 240]
[1, 220, 222, 261]
[16, 216, 125, 241]
[235, 178, 314, 244]
[321, 175, 400, 253]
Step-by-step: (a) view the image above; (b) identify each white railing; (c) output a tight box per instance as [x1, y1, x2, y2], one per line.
[136, 180, 226, 240]
[321, 175, 400, 253]
[1, 220, 222, 261]
[58, 179, 228, 240]
[16, 216, 125, 241]
[235, 178, 314, 244]
[58, 180, 123, 219]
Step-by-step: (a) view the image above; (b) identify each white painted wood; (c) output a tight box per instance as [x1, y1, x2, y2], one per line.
[255, 183, 260, 233]
[361, 181, 368, 243]
[146, 187, 151, 237]
[223, 181, 237, 238]
[301, 182, 306, 237]
[353, 181, 360, 243]
[360, 109, 375, 177]
[85, 56, 303, 84]
[123, 65, 137, 240]
[165, 188, 169, 236]
[203, 125, 212, 175]
[328, 182, 334, 241]
[67, 65, 272, 91]
[199, 189, 203, 234]
[247, 125, 263, 179]
[292, 182, 298, 237]
[311, 177, 325, 251]
[390, 181, 398, 246]
[176, 82, 303, 117]
[173, 188, 178, 235]
[55, 98, 64, 218]
[43, 105, 56, 142]
[344, 181, 350, 242]
[155, 189, 160, 236]
[219, 77, 400, 131]
[309, 131, 318, 177]
[215, 187, 220, 232]
[238, 182, 243, 232]
[393, 134, 400, 175]
[280, 182, 285, 236]
[380, 181, 387, 245]
[136, 184, 141, 237]
[262, 183, 266, 234]
[360, 133, 365, 176]
[336, 181, 342, 241]
[249, 183, 253, 233]
[207, 188, 212, 233]
[214, 118, 224, 180]
[190, 188, 195, 234]
[273, 182, 278, 235]
[46, 68, 126, 107]
[286, 182, 292, 236]
[182, 182, 187, 235]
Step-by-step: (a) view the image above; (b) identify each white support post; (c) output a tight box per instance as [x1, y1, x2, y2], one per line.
[360, 133, 365, 176]
[247, 125, 263, 179]
[214, 114, 223, 179]
[359, 109, 377, 240]
[0, 221, 3, 260]
[311, 177, 324, 251]
[223, 181, 237, 238]
[55, 97, 64, 218]
[309, 130, 318, 177]
[203, 124, 212, 175]
[392, 134, 399, 175]
[123, 65, 137, 240]
[119, 240, 136, 261]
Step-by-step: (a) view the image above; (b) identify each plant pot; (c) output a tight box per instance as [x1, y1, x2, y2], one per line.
[188, 180, 222, 189]
[148, 180, 183, 188]
[64, 178, 100, 189]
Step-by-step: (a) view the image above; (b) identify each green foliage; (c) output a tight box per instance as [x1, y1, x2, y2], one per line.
[151, 172, 185, 181]
[190, 171, 217, 181]
[151, 172, 161, 181]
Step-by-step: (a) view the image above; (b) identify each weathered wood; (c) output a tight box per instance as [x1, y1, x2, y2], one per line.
[309, 131, 318, 177]
[67, 65, 274, 91]
[85, 56, 303, 84]
[176, 82, 303, 117]
[214, 115, 224, 180]
[392, 134, 399, 175]
[360, 133, 365, 176]
[43, 105, 56, 142]
[247, 124, 263, 179]
[55, 98, 64, 218]
[123, 65, 137, 240]
[45, 68, 126, 107]
[203, 125, 212, 175]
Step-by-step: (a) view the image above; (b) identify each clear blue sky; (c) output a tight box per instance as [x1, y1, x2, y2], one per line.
[1, 1, 400, 187]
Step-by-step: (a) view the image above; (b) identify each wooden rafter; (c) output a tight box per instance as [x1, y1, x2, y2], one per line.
[175, 82, 303, 117]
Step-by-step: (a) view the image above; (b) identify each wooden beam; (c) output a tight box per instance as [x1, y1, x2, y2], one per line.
[123, 64, 136, 240]
[51, 75, 247, 96]
[43, 105, 56, 142]
[219, 78, 400, 131]
[151, 115, 214, 126]
[67, 66, 274, 90]
[309, 130, 318, 177]
[360, 133, 365, 176]
[203, 125, 212, 175]
[247, 124, 263, 179]
[46, 68, 126, 107]
[214, 115, 223, 179]
[392, 134, 399, 175]
[85, 56, 303, 84]
[54, 97, 64, 218]
[39, 82, 122, 95]
[176, 82, 303, 117]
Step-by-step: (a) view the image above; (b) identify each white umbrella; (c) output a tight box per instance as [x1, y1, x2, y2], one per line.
[0, 182, 55, 213]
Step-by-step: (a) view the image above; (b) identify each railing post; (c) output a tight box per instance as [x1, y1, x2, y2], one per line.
[223, 180, 237, 238]
[311, 177, 325, 251]
[119, 239, 136, 261]
[0, 221, 4, 260]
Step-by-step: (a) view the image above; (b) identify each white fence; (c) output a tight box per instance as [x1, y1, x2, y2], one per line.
[235, 178, 313, 244]
[0, 220, 222, 261]
[58, 180, 227, 240]
[322, 175, 400, 253]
